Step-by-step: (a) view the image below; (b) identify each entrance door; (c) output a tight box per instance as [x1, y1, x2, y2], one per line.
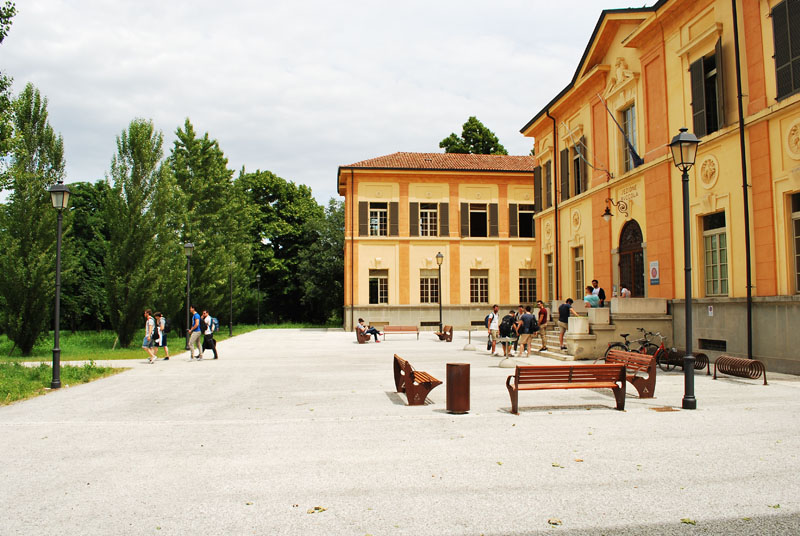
[618, 220, 645, 297]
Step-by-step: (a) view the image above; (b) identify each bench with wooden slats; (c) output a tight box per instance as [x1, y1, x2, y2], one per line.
[435, 325, 453, 342]
[505, 364, 626, 414]
[393, 354, 442, 406]
[604, 349, 656, 398]
[383, 325, 419, 340]
[355, 327, 371, 344]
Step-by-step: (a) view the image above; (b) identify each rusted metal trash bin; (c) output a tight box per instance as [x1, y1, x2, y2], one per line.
[446, 363, 470, 414]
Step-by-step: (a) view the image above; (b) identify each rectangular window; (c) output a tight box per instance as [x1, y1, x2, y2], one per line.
[469, 203, 488, 237]
[519, 269, 537, 304]
[703, 212, 728, 296]
[419, 269, 439, 304]
[368, 269, 388, 304]
[518, 204, 535, 238]
[622, 104, 637, 173]
[792, 193, 800, 293]
[546, 254, 554, 301]
[573, 246, 584, 301]
[369, 202, 388, 236]
[571, 137, 587, 196]
[469, 269, 489, 304]
[544, 161, 552, 209]
[419, 203, 438, 237]
[690, 40, 724, 137]
[772, 0, 800, 100]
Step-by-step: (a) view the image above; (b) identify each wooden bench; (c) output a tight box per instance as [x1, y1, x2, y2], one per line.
[355, 327, 371, 344]
[383, 325, 419, 340]
[393, 354, 442, 405]
[435, 325, 453, 342]
[604, 349, 656, 398]
[505, 364, 626, 414]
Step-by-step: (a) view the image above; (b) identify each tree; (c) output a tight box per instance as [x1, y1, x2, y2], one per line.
[102, 119, 176, 347]
[237, 169, 323, 323]
[0, 83, 65, 355]
[0, 1, 17, 185]
[296, 198, 344, 324]
[169, 119, 252, 327]
[439, 116, 508, 155]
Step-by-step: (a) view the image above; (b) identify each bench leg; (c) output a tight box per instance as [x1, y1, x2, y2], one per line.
[630, 376, 655, 398]
[613, 381, 626, 411]
[406, 383, 438, 405]
[507, 388, 519, 415]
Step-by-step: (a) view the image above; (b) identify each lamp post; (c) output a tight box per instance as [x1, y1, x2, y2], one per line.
[49, 180, 71, 389]
[436, 252, 444, 332]
[184, 242, 194, 350]
[669, 127, 700, 410]
[256, 273, 261, 328]
[229, 260, 234, 337]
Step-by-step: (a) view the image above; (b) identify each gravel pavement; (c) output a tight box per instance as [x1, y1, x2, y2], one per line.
[1, 329, 799, 535]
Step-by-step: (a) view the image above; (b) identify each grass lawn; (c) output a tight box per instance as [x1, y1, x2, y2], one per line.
[0, 323, 332, 362]
[0, 361, 124, 405]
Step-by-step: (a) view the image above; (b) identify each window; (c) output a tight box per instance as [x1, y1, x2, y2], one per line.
[518, 204, 535, 238]
[519, 269, 537, 303]
[792, 193, 800, 292]
[772, 0, 800, 100]
[469, 203, 488, 237]
[544, 161, 552, 209]
[419, 269, 439, 304]
[546, 254, 554, 301]
[690, 40, 724, 137]
[369, 202, 387, 236]
[419, 203, 438, 236]
[621, 104, 638, 173]
[470, 269, 489, 303]
[572, 139, 587, 196]
[369, 269, 388, 304]
[573, 246, 584, 301]
[703, 212, 728, 296]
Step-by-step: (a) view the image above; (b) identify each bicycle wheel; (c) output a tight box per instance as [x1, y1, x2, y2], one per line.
[638, 342, 659, 356]
[602, 342, 629, 361]
[655, 348, 676, 372]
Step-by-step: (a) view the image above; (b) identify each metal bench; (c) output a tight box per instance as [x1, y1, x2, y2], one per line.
[506, 364, 626, 414]
[393, 354, 442, 405]
[435, 325, 453, 342]
[604, 349, 656, 398]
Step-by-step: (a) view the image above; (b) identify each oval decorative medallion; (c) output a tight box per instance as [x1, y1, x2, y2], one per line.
[571, 209, 581, 231]
[787, 119, 800, 160]
[699, 155, 719, 190]
[545, 221, 552, 239]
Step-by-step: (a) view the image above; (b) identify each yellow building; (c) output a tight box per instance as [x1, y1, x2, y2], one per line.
[520, 0, 800, 373]
[337, 152, 536, 332]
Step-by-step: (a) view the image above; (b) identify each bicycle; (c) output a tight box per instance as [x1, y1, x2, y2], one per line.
[602, 328, 650, 359]
[640, 331, 675, 372]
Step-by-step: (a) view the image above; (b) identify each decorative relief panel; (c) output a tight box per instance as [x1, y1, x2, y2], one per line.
[571, 209, 582, 231]
[786, 118, 800, 161]
[699, 155, 719, 189]
[544, 221, 552, 240]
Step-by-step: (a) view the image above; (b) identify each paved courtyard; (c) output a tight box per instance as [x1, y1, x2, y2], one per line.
[1, 329, 799, 535]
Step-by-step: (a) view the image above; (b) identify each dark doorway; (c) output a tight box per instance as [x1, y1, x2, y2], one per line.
[618, 220, 645, 297]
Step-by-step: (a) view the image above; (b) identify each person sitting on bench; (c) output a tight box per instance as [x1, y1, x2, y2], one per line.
[357, 318, 382, 343]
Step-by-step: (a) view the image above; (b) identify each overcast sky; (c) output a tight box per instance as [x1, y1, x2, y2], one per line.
[2, 0, 650, 202]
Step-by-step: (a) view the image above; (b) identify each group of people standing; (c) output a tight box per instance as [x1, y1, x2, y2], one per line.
[142, 305, 218, 363]
[487, 301, 550, 357]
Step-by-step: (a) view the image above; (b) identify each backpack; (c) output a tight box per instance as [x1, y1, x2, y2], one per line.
[208, 316, 219, 333]
[484, 313, 493, 328]
[499, 315, 515, 337]
[162, 317, 171, 333]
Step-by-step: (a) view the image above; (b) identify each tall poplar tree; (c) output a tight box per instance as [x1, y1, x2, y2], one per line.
[0, 83, 65, 355]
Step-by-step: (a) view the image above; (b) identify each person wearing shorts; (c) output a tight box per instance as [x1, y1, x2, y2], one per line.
[516, 306, 535, 357]
[142, 309, 157, 363]
[487, 304, 500, 356]
[557, 299, 578, 350]
[153, 312, 170, 360]
[536, 301, 549, 351]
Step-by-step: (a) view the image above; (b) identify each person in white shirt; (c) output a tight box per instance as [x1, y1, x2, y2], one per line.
[620, 284, 632, 298]
[487, 304, 500, 356]
[201, 310, 218, 360]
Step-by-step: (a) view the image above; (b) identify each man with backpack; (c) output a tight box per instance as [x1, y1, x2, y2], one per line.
[499, 309, 517, 357]
[515, 305, 538, 357]
[201, 309, 219, 360]
[485, 304, 500, 356]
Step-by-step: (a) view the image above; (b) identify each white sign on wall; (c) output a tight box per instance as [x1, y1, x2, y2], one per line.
[649, 261, 660, 285]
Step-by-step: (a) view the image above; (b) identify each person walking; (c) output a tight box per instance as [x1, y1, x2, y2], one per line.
[499, 309, 517, 357]
[357, 318, 382, 342]
[486, 304, 500, 356]
[153, 312, 170, 360]
[558, 299, 579, 350]
[591, 279, 607, 307]
[142, 309, 157, 363]
[201, 310, 219, 359]
[536, 300, 549, 351]
[187, 305, 203, 360]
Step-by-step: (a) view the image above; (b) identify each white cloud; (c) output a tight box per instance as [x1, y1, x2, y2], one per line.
[2, 0, 649, 201]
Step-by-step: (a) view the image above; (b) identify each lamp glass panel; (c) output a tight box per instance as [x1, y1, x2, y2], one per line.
[50, 190, 64, 209]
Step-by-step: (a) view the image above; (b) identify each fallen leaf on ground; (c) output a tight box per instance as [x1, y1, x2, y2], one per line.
[497, 461, 503, 465]
[245, 502, 253, 505]
[681, 518, 696, 525]
[769, 504, 780, 509]
[574, 459, 584, 462]
[551, 463, 564, 468]
[307, 506, 327, 514]
[547, 518, 562, 526]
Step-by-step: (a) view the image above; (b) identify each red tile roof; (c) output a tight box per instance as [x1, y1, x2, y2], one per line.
[341, 152, 535, 172]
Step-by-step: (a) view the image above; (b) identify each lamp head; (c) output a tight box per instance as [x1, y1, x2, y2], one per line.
[669, 127, 700, 172]
[435, 252, 444, 266]
[602, 206, 612, 222]
[49, 181, 71, 211]
[184, 242, 194, 257]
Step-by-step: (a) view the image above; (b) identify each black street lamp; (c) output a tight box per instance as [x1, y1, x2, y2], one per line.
[184, 242, 194, 350]
[229, 260, 234, 337]
[436, 252, 444, 333]
[49, 180, 71, 389]
[256, 273, 261, 328]
[669, 127, 701, 410]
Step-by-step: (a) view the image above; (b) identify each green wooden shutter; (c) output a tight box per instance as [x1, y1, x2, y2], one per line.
[579, 136, 588, 193]
[533, 165, 542, 212]
[460, 203, 469, 237]
[715, 39, 724, 129]
[358, 202, 368, 236]
[489, 203, 499, 237]
[560, 148, 570, 202]
[439, 203, 449, 237]
[509, 204, 518, 237]
[690, 57, 706, 137]
[773, 1, 792, 100]
[545, 161, 552, 208]
[409, 202, 419, 236]
[389, 202, 399, 236]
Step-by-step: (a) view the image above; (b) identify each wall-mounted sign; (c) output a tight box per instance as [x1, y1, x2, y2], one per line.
[708, 306, 714, 317]
[649, 261, 660, 285]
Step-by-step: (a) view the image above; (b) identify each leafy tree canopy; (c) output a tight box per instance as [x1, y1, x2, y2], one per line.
[439, 116, 508, 155]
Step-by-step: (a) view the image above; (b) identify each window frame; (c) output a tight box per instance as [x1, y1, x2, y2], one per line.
[791, 193, 800, 293]
[573, 246, 584, 301]
[546, 254, 554, 302]
[518, 204, 535, 238]
[419, 269, 440, 304]
[469, 269, 489, 304]
[368, 202, 388, 237]
[368, 269, 389, 304]
[519, 269, 537, 304]
[621, 104, 638, 173]
[469, 203, 488, 238]
[419, 203, 438, 237]
[702, 213, 728, 297]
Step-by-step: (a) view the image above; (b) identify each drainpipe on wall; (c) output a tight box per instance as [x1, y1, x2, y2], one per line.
[731, 0, 754, 359]
[546, 110, 560, 299]
[351, 169, 355, 331]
